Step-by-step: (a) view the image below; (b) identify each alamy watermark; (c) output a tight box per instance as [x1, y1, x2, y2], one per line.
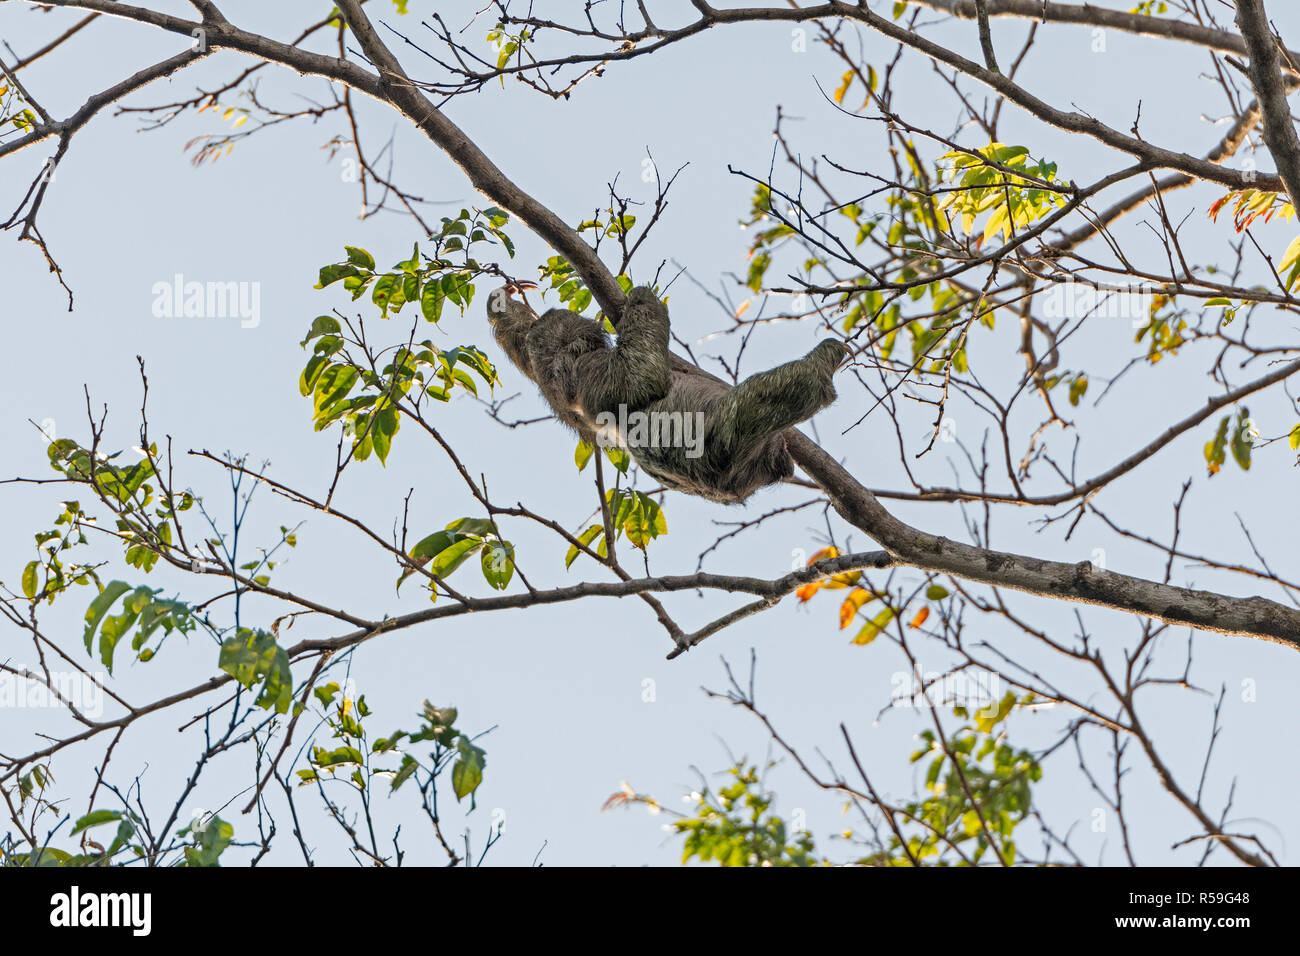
[0, 670, 105, 719]
[594, 404, 706, 459]
[151, 273, 261, 328]
[50, 887, 150, 936]
[1041, 281, 1154, 326]
[891, 666, 1001, 711]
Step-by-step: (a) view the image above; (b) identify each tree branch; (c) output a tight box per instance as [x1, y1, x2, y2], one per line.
[1234, 0, 1300, 202]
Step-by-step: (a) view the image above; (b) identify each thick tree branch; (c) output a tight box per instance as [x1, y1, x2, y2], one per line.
[1234, 0, 1300, 202]
[477, 1, 1283, 192]
[785, 430, 1300, 649]
[917, 0, 1300, 67]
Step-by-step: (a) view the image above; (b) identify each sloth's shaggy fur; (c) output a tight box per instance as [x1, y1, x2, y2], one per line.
[487, 285, 848, 504]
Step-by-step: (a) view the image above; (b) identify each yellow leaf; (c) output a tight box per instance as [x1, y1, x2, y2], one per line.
[833, 70, 853, 104]
[839, 587, 874, 629]
[1279, 234, 1300, 290]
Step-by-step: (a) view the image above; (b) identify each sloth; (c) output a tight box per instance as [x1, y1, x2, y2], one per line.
[486, 284, 849, 504]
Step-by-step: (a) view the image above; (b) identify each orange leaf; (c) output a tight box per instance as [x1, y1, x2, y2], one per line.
[910, 606, 930, 628]
[796, 582, 821, 603]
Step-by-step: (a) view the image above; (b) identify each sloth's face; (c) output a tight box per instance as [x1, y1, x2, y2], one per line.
[486, 283, 538, 327]
[485, 286, 514, 326]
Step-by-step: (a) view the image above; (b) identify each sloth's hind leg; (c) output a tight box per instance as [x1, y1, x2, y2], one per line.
[705, 339, 848, 466]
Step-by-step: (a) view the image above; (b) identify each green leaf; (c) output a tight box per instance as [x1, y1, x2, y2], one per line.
[21, 561, 38, 600]
[452, 737, 487, 801]
[70, 810, 124, 835]
[219, 628, 293, 714]
[420, 282, 445, 322]
[391, 755, 419, 791]
[851, 607, 895, 646]
[409, 531, 456, 562]
[84, 580, 131, 653]
[746, 252, 771, 292]
[441, 272, 463, 306]
[313, 365, 359, 418]
[431, 537, 482, 579]
[97, 586, 153, 672]
[183, 815, 233, 867]
[1230, 408, 1253, 471]
[623, 495, 667, 549]
[299, 355, 329, 396]
[372, 407, 399, 465]
[300, 315, 342, 347]
[565, 524, 605, 569]
[480, 541, 515, 590]
[604, 446, 630, 473]
[371, 273, 397, 312]
[317, 263, 361, 288]
[345, 246, 376, 270]
[445, 517, 495, 537]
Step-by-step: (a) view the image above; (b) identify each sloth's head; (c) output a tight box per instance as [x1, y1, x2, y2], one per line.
[486, 281, 538, 330]
[486, 281, 542, 381]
